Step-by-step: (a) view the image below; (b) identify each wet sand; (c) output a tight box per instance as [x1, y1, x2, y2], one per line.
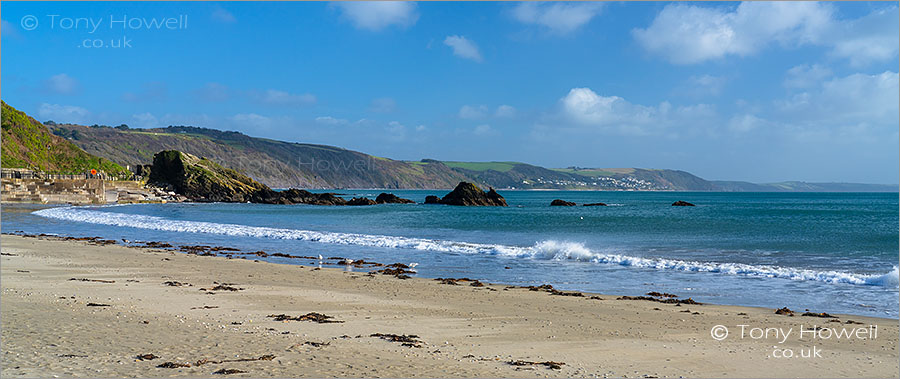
[1, 234, 897, 378]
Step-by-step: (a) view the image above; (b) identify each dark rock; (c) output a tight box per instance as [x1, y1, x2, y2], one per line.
[439, 182, 507, 206]
[346, 197, 377, 206]
[583, 202, 607, 206]
[775, 307, 795, 316]
[672, 200, 695, 206]
[424, 195, 440, 204]
[550, 199, 576, 206]
[148, 150, 347, 205]
[375, 193, 415, 204]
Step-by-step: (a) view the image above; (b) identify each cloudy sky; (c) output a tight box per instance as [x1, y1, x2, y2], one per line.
[2, 1, 898, 183]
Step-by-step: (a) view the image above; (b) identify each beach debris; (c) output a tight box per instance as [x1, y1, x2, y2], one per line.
[200, 282, 244, 292]
[370, 333, 423, 348]
[616, 295, 701, 305]
[671, 201, 695, 206]
[436, 277, 479, 285]
[157, 361, 191, 368]
[197, 355, 275, 366]
[213, 369, 247, 375]
[646, 291, 678, 298]
[303, 341, 330, 348]
[0, 252, 17, 256]
[267, 312, 343, 323]
[136, 353, 159, 361]
[86, 303, 111, 307]
[163, 281, 192, 287]
[845, 319, 863, 324]
[526, 284, 584, 297]
[469, 280, 485, 287]
[374, 266, 415, 279]
[16, 270, 29, 273]
[140, 241, 174, 249]
[737, 312, 748, 316]
[589, 296, 604, 300]
[69, 278, 116, 283]
[190, 305, 220, 310]
[62, 236, 118, 245]
[508, 360, 565, 370]
[59, 354, 89, 358]
[774, 307, 795, 316]
[801, 311, 838, 318]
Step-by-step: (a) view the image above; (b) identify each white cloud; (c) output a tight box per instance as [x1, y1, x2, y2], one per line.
[828, 7, 899, 67]
[728, 114, 768, 133]
[230, 113, 276, 130]
[495, 105, 516, 118]
[251, 89, 316, 107]
[37, 103, 90, 124]
[459, 105, 488, 119]
[131, 112, 159, 128]
[211, 6, 237, 23]
[634, 3, 898, 66]
[473, 124, 496, 136]
[443, 35, 483, 62]
[42, 73, 79, 95]
[633, 2, 833, 64]
[333, 1, 418, 31]
[369, 97, 396, 113]
[315, 116, 349, 126]
[2, 20, 18, 38]
[783, 64, 832, 89]
[559, 87, 715, 136]
[511, 2, 604, 35]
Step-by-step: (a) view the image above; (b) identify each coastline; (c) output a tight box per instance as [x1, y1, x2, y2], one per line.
[1, 234, 897, 378]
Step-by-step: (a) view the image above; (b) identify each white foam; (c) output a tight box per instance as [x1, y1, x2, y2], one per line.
[34, 207, 898, 288]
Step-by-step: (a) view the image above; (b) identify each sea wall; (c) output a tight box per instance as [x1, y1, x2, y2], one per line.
[1, 177, 107, 205]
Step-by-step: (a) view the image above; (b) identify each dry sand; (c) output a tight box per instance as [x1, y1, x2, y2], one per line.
[1, 234, 897, 378]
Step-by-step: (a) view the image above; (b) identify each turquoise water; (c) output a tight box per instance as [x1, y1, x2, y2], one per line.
[6, 191, 898, 318]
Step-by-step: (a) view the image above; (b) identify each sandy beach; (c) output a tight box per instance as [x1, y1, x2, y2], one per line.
[1, 234, 897, 378]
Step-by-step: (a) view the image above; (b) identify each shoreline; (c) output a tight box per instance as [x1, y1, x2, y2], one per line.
[1, 234, 897, 378]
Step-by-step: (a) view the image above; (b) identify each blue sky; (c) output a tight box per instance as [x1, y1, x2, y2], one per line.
[2, 1, 898, 183]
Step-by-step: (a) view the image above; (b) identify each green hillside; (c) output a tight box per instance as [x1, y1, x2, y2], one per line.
[1, 102, 128, 176]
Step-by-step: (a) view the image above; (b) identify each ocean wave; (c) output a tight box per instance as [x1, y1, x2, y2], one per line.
[34, 207, 898, 288]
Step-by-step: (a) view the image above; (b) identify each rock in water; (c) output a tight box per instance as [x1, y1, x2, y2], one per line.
[375, 193, 415, 204]
[550, 199, 576, 206]
[671, 200, 695, 206]
[424, 195, 441, 204]
[148, 150, 347, 205]
[347, 197, 377, 206]
[583, 202, 607, 206]
[439, 182, 507, 206]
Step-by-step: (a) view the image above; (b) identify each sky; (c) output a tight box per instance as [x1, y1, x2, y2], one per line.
[2, 1, 898, 184]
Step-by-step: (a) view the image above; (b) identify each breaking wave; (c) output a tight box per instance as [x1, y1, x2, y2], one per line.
[34, 207, 898, 288]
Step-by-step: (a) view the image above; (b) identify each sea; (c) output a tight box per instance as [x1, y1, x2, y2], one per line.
[4, 191, 898, 318]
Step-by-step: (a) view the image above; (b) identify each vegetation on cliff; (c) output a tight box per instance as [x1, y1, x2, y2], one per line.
[148, 150, 346, 205]
[1, 102, 128, 176]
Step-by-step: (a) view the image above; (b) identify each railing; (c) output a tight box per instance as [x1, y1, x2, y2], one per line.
[0, 169, 142, 181]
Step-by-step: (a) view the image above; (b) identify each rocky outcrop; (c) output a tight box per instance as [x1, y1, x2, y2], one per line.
[438, 182, 507, 206]
[583, 202, 607, 206]
[672, 200, 695, 206]
[375, 193, 414, 204]
[347, 197, 377, 206]
[148, 150, 347, 205]
[550, 199, 576, 206]
[424, 195, 440, 204]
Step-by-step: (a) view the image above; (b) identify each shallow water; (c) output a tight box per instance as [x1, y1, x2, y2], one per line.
[5, 191, 898, 318]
